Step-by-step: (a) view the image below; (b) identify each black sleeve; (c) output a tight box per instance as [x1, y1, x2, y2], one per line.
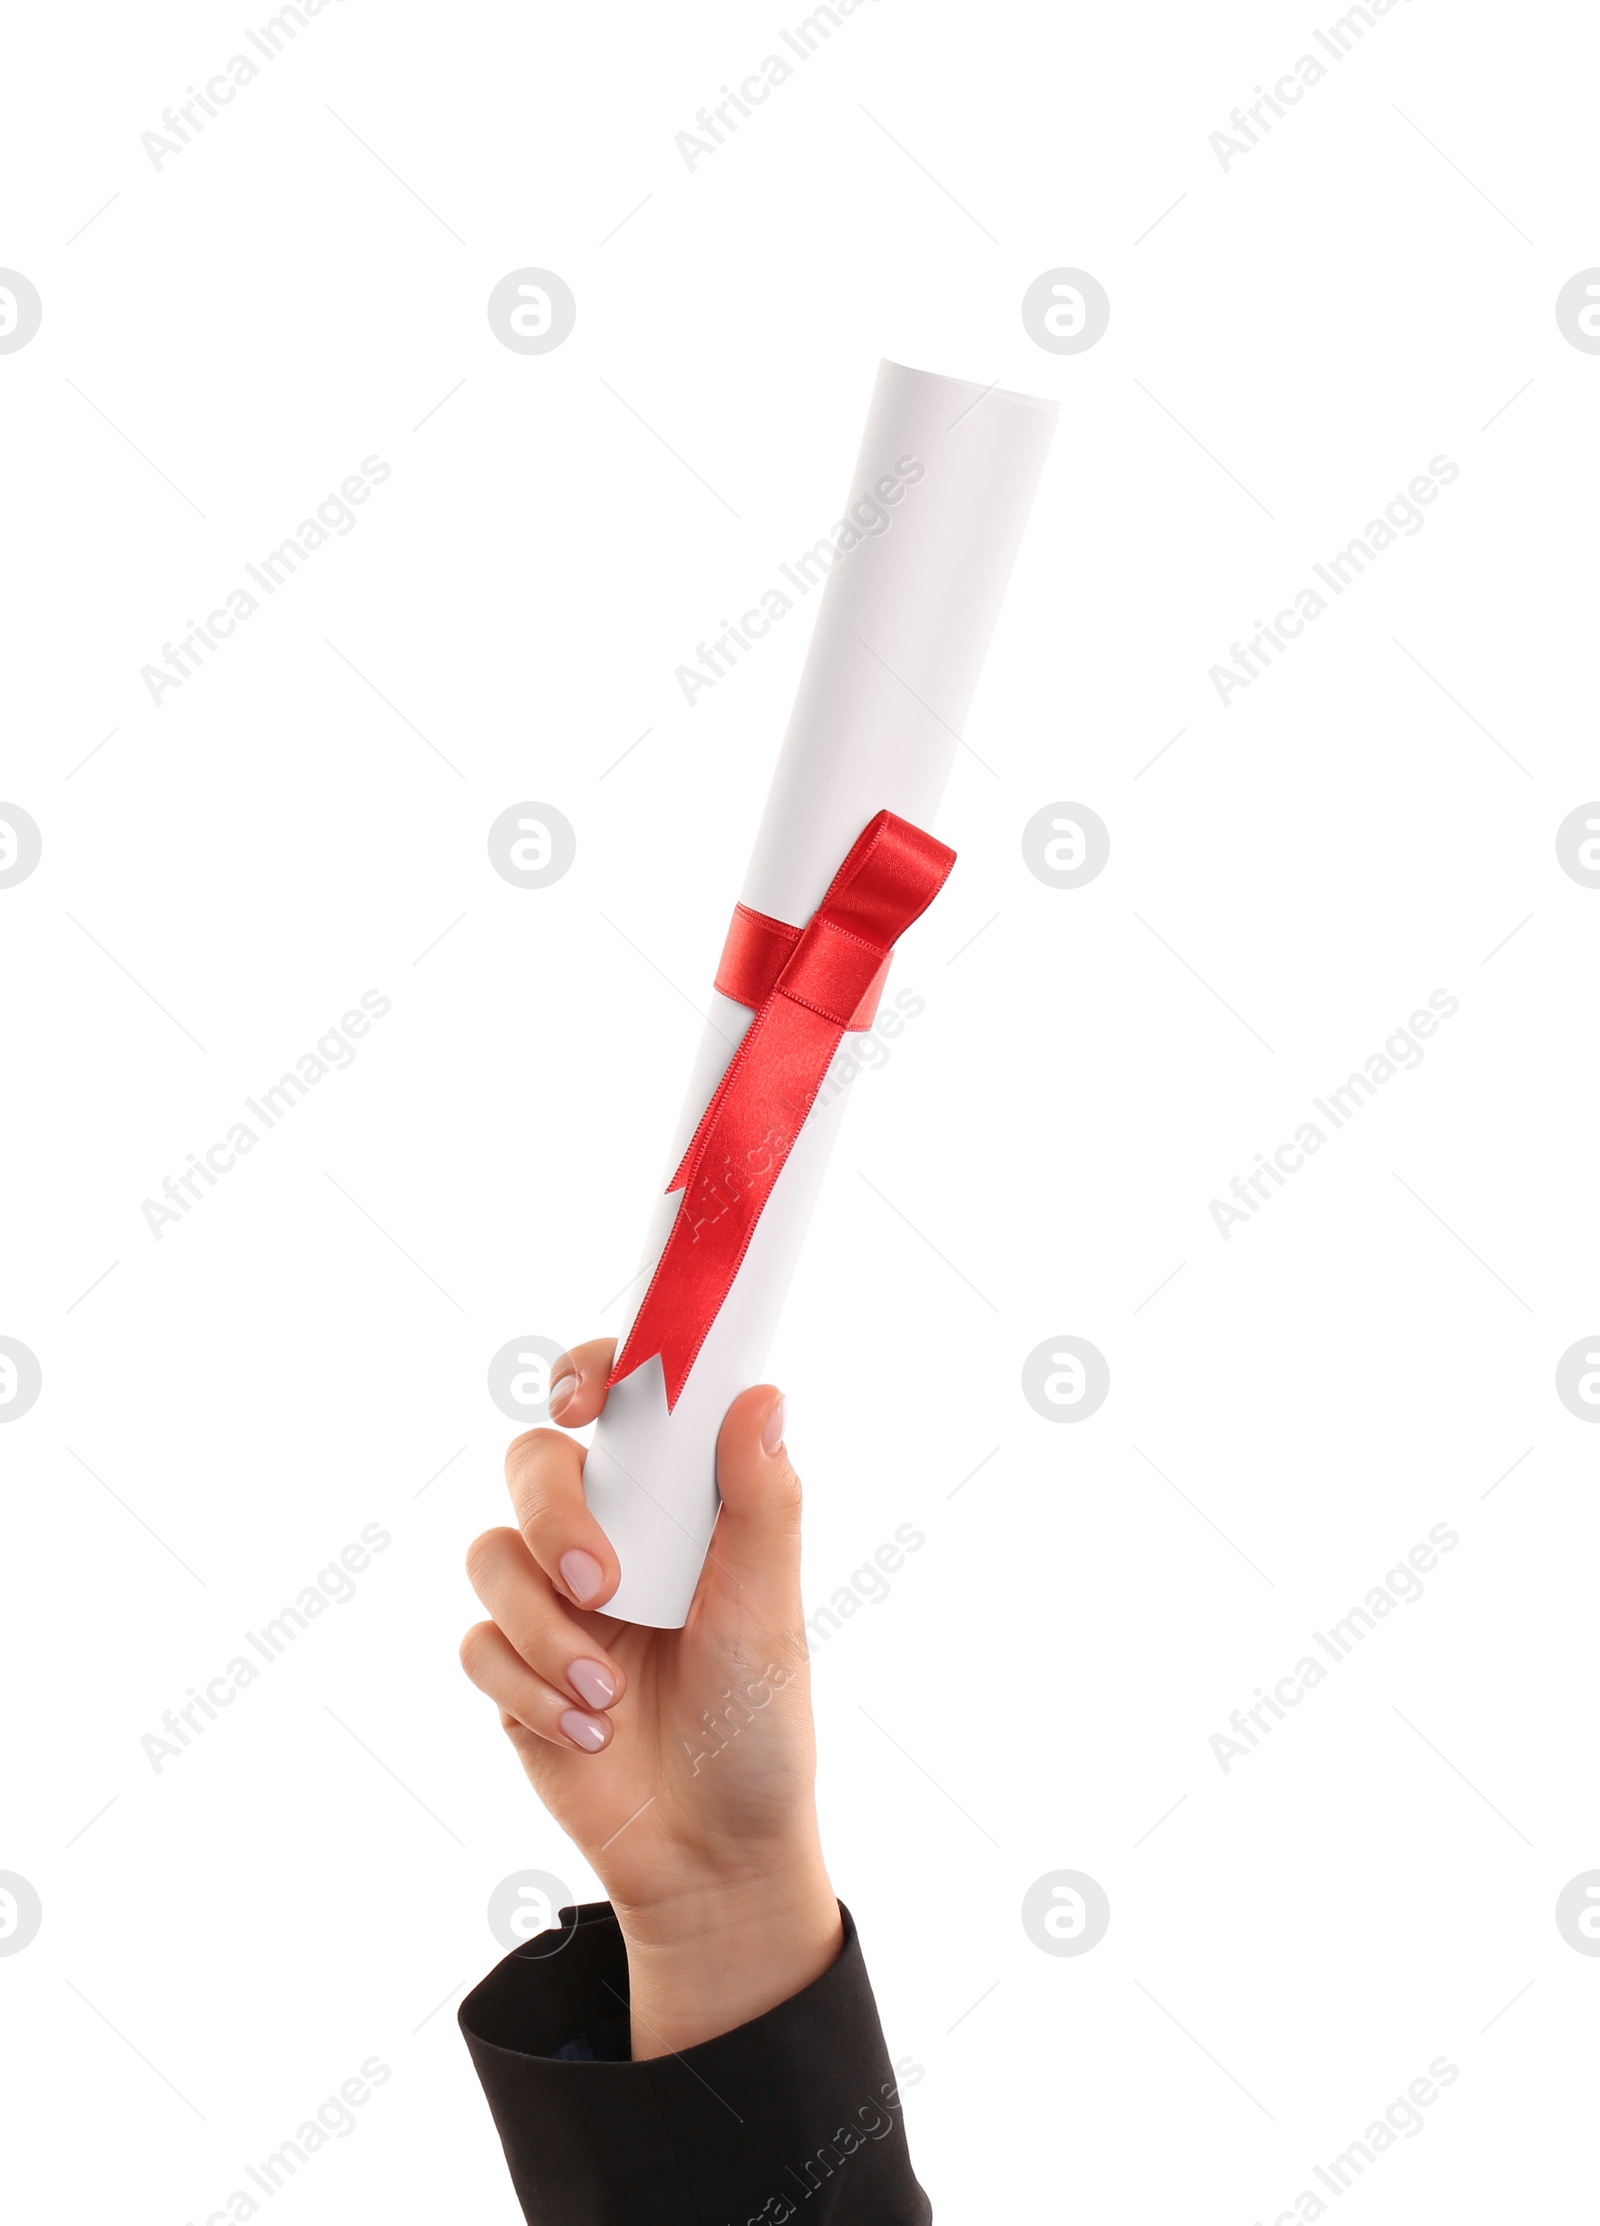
[458, 1900, 930, 2224]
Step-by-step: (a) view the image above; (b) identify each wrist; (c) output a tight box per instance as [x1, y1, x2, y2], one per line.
[615, 1856, 843, 2057]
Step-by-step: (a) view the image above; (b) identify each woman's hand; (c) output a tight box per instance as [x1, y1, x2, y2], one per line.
[460, 1338, 842, 2055]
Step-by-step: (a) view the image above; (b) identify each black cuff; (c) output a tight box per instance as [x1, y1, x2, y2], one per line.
[459, 1900, 930, 2224]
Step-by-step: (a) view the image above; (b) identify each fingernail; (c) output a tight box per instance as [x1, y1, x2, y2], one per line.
[567, 1659, 617, 1711]
[761, 1395, 786, 1457]
[559, 1548, 604, 1605]
[559, 1709, 609, 1753]
[548, 1371, 578, 1416]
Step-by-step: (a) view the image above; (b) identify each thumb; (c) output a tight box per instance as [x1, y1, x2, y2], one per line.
[708, 1385, 802, 1621]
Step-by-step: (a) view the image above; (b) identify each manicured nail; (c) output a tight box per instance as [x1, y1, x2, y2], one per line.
[548, 1371, 578, 1416]
[559, 1548, 604, 1605]
[762, 1395, 786, 1456]
[567, 1659, 617, 1711]
[559, 1709, 608, 1753]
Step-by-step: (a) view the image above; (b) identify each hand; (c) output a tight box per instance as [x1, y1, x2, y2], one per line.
[460, 1338, 842, 2055]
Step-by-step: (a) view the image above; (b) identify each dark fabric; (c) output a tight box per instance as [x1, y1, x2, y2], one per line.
[459, 1900, 930, 2224]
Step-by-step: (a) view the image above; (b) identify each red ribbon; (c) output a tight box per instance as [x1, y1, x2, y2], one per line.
[608, 809, 956, 1410]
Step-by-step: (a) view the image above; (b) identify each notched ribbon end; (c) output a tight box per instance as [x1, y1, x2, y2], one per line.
[604, 1332, 691, 1412]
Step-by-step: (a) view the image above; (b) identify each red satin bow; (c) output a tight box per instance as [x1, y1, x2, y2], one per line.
[608, 809, 956, 1410]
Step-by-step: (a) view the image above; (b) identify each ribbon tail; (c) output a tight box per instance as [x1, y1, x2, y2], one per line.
[605, 1233, 706, 1410]
[610, 997, 843, 1409]
[605, 810, 958, 1413]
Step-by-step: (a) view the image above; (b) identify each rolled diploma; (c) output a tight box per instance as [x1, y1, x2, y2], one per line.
[586, 358, 1057, 1626]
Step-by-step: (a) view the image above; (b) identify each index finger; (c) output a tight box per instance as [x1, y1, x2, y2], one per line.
[545, 1337, 618, 1428]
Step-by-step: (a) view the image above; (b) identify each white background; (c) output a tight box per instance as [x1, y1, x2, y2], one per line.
[3, 1, 1598, 2219]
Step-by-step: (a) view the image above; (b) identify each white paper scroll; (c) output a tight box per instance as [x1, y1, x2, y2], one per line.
[585, 359, 1057, 1626]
